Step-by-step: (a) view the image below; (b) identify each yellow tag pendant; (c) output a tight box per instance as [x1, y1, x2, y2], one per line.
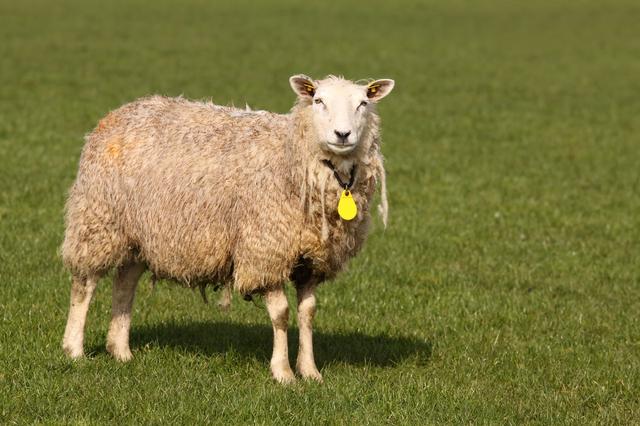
[337, 190, 358, 221]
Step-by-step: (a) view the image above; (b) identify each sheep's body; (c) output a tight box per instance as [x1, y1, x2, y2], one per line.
[61, 75, 394, 382]
[62, 95, 380, 293]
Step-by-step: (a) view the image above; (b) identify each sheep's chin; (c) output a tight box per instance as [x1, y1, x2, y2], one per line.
[324, 142, 357, 155]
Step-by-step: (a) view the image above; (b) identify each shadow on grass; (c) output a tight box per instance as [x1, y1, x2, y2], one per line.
[116, 320, 432, 368]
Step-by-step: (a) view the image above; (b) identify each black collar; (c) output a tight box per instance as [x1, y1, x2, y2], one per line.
[322, 159, 357, 190]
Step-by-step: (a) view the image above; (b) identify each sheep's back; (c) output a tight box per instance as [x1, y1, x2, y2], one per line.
[76, 96, 295, 284]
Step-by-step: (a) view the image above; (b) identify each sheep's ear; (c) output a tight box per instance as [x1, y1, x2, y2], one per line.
[289, 74, 316, 98]
[366, 79, 395, 102]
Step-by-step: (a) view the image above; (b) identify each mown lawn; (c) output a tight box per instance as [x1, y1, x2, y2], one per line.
[1, 0, 639, 423]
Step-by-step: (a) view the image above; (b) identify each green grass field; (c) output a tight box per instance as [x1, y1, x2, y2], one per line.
[1, 0, 639, 423]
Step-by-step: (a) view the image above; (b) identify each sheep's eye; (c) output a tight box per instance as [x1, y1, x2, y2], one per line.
[358, 100, 368, 109]
[314, 98, 324, 105]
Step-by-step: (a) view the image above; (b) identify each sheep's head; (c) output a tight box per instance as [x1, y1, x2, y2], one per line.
[290, 75, 394, 156]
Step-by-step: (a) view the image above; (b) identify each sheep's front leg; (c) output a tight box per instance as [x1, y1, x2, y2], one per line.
[296, 279, 322, 381]
[265, 286, 295, 383]
[106, 262, 145, 361]
[62, 275, 99, 358]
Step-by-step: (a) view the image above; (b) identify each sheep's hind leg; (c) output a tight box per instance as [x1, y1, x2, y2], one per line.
[217, 284, 232, 311]
[265, 286, 295, 383]
[295, 278, 322, 381]
[62, 275, 99, 358]
[106, 262, 145, 361]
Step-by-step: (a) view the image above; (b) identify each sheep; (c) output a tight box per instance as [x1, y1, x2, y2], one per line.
[61, 74, 395, 383]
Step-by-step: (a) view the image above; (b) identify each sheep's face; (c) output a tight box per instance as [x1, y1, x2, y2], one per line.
[290, 75, 394, 156]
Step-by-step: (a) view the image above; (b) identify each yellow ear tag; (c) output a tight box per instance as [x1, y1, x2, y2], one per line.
[337, 190, 358, 221]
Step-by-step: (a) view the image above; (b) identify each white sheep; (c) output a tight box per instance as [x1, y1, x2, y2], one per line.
[61, 74, 394, 382]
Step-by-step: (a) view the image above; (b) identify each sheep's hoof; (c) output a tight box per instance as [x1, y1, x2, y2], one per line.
[297, 365, 323, 382]
[62, 344, 84, 360]
[107, 345, 133, 362]
[217, 301, 231, 312]
[271, 367, 296, 384]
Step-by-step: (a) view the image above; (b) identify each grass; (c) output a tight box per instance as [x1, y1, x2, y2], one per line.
[1, 0, 640, 423]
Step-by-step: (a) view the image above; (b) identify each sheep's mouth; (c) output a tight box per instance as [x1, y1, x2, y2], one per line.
[327, 142, 356, 153]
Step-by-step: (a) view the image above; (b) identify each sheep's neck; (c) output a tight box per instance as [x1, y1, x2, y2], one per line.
[321, 159, 356, 190]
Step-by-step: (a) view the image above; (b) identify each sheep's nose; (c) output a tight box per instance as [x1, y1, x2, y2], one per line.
[334, 130, 351, 141]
